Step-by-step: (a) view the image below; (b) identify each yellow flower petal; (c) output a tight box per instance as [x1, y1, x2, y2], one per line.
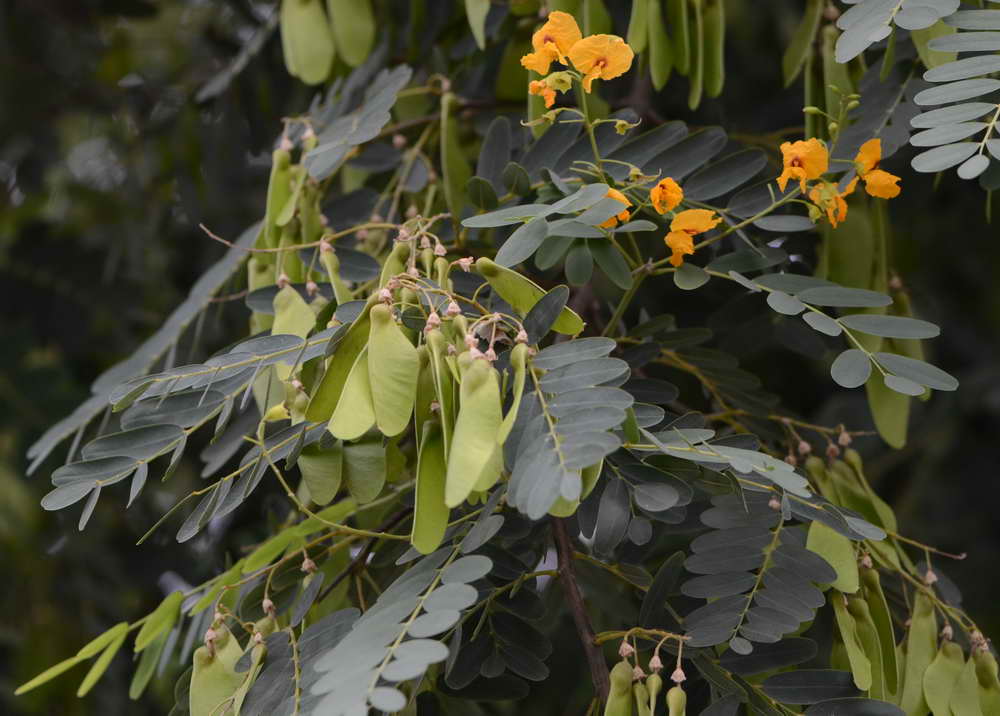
[665, 231, 695, 267]
[529, 80, 557, 108]
[855, 138, 881, 176]
[568, 34, 635, 92]
[669, 209, 721, 235]
[521, 11, 583, 74]
[863, 168, 901, 199]
[650, 177, 683, 214]
[777, 138, 829, 193]
[808, 178, 855, 228]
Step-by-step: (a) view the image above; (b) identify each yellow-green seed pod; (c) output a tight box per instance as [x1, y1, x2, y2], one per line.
[379, 241, 411, 287]
[861, 567, 899, 694]
[327, 347, 375, 440]
[687, 0, 704, 110]
[498, 342, 528, 444]
[411, 420, 449, 554]
[604, 660, 634, 716]
[646, 672, 663, 711]
[367, 304, 418, 436]
[848, 596, 887, 700]
[627, 0, 649, 54]
[475, 257, 584, 335]
[189, 624, 244, 716]
[279, 0, 336, 85]
[320, 249, 354, 305]
[305, 301, 372, 422]
[974, 648, 1000, 714]
[668, 0, 690, 75]
[264, 148, 292, 250]
[445, 357, 502, 506]
[666, 684, 687, 715]
[647, 0, 673, 90]
[634, 680, 651, 716]
[433, 257, 451, 289]
[703, 0, 725, 98]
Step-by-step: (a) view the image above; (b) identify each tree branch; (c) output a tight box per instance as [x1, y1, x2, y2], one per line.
[552, 517, 610, 703]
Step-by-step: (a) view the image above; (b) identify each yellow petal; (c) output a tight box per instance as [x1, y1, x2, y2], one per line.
[670, 209, 721, 235]
[665, 231, 694, 267]
[779, 138, 829, 191]
[534, 11, 583, 60]
[650, 177, 683, 214]
[855, 138, 882, 176]
[863, 169, 901, 199]
[568, 34, 635, 89]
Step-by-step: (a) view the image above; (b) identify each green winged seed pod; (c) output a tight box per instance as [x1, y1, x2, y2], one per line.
[412, 420, 449, 555]
[605, 659, 634, 716]
[445, 355, 502, 507]
[368, 303, 418, 437]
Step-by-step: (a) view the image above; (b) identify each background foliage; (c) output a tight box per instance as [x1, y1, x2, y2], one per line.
[2, 1, 1000, 714]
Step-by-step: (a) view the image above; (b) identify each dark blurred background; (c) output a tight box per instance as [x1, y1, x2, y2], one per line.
[1, 1, 997, 714]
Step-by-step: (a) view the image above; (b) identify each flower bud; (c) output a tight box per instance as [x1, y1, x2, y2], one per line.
[924, 569, 938, 585]
[468, 346, 484, 360]
[277, 273, 290, 289]
[253, 631, 264, 645]
[838, 429, 852, 447]
[648, 653, 663, 672]
[429, 400, 440, 413]
[941, 624, 954, 640]
[464, 333, 478, 349]
[305, 280, 319, 297]
[301, 557, 317, 573]
[262, 598, 276, 615]
[425, 312, 442, 332]
[826, 443, 841, 460]
[784, 454, 797, 467]
[484, 348, 497, 361]
[406, 205, 418, 219]
[291, 378, 304, 392]
[419, 235, 431, 249]
[633, 664, 646, 681]
[670, 666, 686, 684]
[392, 133, 407, 149]
[279, 135, 294, 152]
[434, 241, 447, 257]
[356, 228, 368, 240]
[319, 238, 333, 253]
[457, 257, 473, 272]
[371, 213, 383, 223]
[797, 440, 812, 456]
[619, 640, 635, 658]
[768, 495, 782, 511]
[407, 265, 420, 278]
[516, 329, 529, 344]
[860, 553, 873, 569]
[397, 227, 411, 241]
[379, 288, 393, 303]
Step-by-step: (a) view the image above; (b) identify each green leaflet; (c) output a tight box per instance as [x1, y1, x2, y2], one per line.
[298, 442, 344, 505]
[189, 624, 245, 716]
[862, 567, 900, 695]
[342, 434, 386, 504]
[243, 531, 299, 574]
[76, 628, 127, 697]
[833, 591, 873, 691]
[328, 347, 376, 440]
[280, 0, 335, 85]
[445, 356, 502, 507]
[703, 0, 725, 99]
[952, 653, 985, 716]
[498, 343, 528, 444]
[647, 0, 672, 90]
[668, 0, 690, 76]
[134, 591, 183, 652]
[129, 629, 168, 700]
[924, 641, 966, 716]
[465, 0, 490, 50]
[475, 258, 585, 335]
[326, 0, 375, 67]
[687, 0, 705, 110]
[368, 303, 419, 437]
[412, 420, 449, 555]
[16, 655, 87, 696]
[627, 0, 650, 54]
[441, 92, 472, 226]
[782, 0, 823, 87]
[900, 592, 938, 716]
[848, 596, 888, 700]
[807, 520, 859, 593]
[548, 459, 602, 517]
[305, 301, 371, 422]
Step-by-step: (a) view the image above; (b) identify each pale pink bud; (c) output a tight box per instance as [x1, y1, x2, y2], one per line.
[392, 133, 407, 149]
[434, 242, 447, 257]
[648, 653, 663, 672]
[319, 238, 333, 253]
[923, 569, 938, 585]
[379, 288, 393, 303]
[516, 329, 529, 343]
[419, 235, 431, 249]
[632, 664, 646, 681]
[253, 631, 264, 645]
[768, 495, 782, 511]
[301, 557, 317, 573]
[425, 312, 442, 332]
[941, 624, 954, 640]
[670, 666, 686, 684]
[838, 430, 852, 447]
[447, 344, 457, 356]
[464, 334, 478, 349]
[277, 273, 290, 289]
[291, 379, 304, 392]
[305, 280, 318, 296]
[797, 440, 812, 456]
[860, 553, 873, 569]
[262, 598, 275, 615]
[618, 640, 635, 658]
[356, 228, 369, 240]
[279, 136, 293, 152]
[204, 628, 217, 646]
[406, 205, 418, 219]
[407, 265, 420, 278]
[370, 213, 383, 223]
[397, 228, 411, 241]
[446, 300, 461, 317]
[784, 454, 797, 467]
[826, 443, 841, 460]
[469, 346, 484, 360]
[484, 348, 497, 362]
[386, 277, 401, 290]
[457, 257, 473, 272]
[429, 401, 440, 413]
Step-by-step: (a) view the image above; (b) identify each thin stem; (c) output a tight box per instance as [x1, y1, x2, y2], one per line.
[601, 269, 648, 337]
[553, 518, 610, 703]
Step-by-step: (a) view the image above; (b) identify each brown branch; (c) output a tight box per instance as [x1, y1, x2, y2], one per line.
[552, 518, 610, 703]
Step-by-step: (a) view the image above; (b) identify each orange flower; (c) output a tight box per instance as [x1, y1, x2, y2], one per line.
[568, 34, 635, 92]
[664, 209, 721, 267]
[598, 188, 632, 229]
[529, 80, 556, 108]
[854, 139, 901, 199]
[808, 178, 857, 228]
[650, 177, 683, 214]
[777, 138, 829, 193]
[520, 11, 583, 75]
